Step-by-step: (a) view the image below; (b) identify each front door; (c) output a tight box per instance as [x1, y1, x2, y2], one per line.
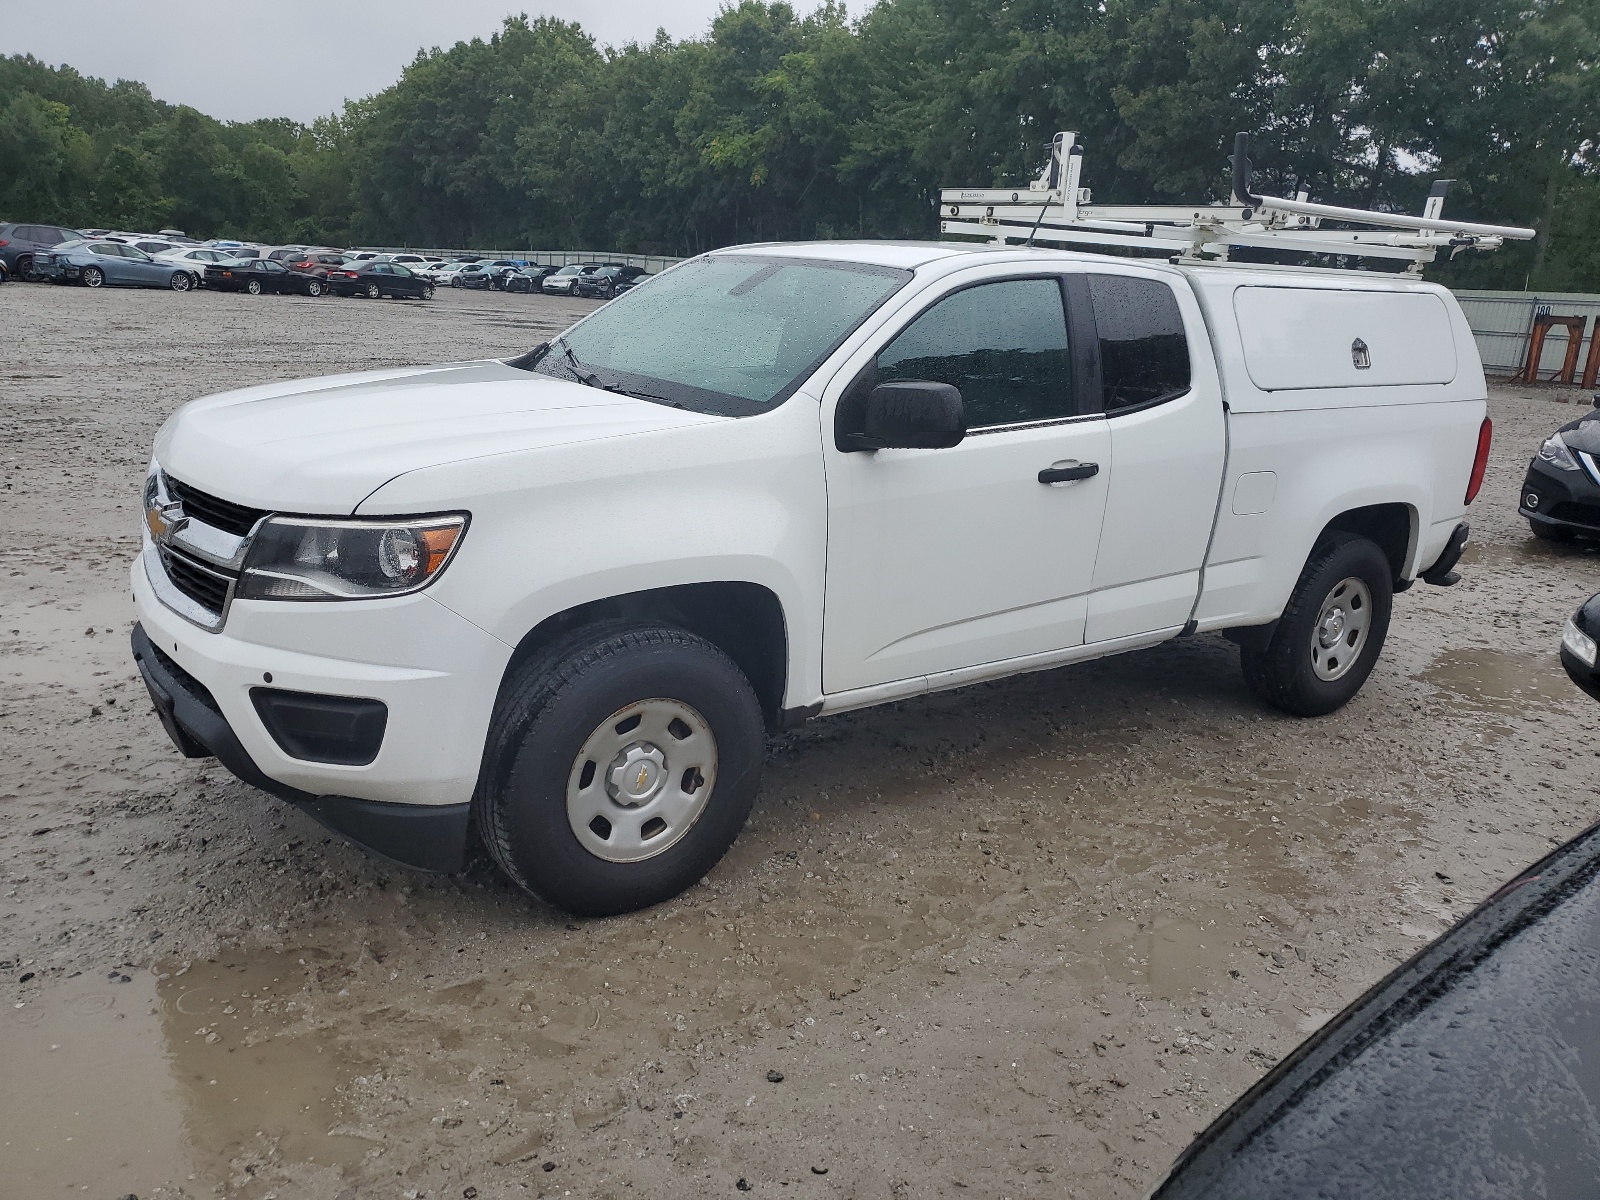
[822, 275, 1112, 694]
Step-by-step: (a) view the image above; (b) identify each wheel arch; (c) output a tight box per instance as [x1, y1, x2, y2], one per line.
[1319, 502, 1417, 584]
[493, 582, 790, 731]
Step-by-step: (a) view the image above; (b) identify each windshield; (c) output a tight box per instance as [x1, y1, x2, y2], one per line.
[536, 254, 910, 417]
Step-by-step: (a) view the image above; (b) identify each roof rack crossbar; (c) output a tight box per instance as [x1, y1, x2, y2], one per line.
[941, 132, 1534, 270]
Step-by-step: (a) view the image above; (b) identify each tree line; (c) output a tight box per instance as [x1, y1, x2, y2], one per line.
[3, 0, 1598, 289]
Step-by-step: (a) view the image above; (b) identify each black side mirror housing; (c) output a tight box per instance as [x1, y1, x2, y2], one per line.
[843, 381, 965, 451]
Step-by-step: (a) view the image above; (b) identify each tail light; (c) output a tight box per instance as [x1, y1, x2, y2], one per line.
[0, 238, 9, 246]
[1465, 416, 1492, 504]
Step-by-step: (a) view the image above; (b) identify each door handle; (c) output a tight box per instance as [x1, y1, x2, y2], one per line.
[1038, 461, 1099, 484]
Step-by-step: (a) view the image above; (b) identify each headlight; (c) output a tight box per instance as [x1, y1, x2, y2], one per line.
[236, 514, 467, 601]
[1563, 618, 1598, 667]
[1538, 434, 1581, 472]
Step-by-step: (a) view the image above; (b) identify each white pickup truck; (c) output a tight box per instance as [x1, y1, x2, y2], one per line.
[131, 242, 1491, 914]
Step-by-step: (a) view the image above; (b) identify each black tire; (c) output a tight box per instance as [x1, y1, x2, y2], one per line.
[1530, 520, 1573, 543]
[168, 271, 192, 292]
[365, 281, 381, 299]
[306, 278, 323, 297]
[422, 284, 435, 300]
[246, 278, 263, 295]
[1240, 532, 1393, 717]
[82, 266, 104, 288]
[474, 622, 765, 916]
[17, 255, 38, 282]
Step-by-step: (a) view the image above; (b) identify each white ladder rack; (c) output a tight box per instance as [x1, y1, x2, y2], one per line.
[939, 132, 1535, 272]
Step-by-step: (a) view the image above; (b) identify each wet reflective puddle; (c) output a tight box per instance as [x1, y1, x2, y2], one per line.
[1418, 646, 1570, 716]
[0, 949, 361, 1195]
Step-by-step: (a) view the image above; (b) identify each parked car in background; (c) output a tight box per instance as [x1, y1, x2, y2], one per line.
[502, 265, 559, 293]
[0, 221, 84, 280]
[1520, 398, 1600, 541]
[453, 262, 500, 289]
[37, 239, 196, 290]
[155, 247, 236, 285]
[540, 262, 601, 294]
[285, 251, 352, 277]
[418, 262, 467, 284]
[324, 260, 435, 300]
[204, 258, 326, 296]
[573, 264, 650, 299]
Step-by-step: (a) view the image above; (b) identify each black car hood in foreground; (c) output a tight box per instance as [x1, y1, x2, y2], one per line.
[1154, 822, 1600, 1199]
[1554, 407, 1600, 456]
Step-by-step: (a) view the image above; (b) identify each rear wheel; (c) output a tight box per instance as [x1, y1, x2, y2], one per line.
[82, 266, 104, 288]
[1240, 532, 1393, 717]
[474, 623, 765, 916]
[168, 271, 192, 292]
[306, 278, 323, 297]
[364, 281, 381, 299]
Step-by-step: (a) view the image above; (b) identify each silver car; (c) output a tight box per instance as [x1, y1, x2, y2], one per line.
[36, 240, 198, 290]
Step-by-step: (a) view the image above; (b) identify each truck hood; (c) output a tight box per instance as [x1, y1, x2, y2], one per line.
[154, 360, 723, 514]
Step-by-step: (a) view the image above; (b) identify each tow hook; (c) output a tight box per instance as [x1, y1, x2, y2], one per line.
[1420, 522, 1470, 587]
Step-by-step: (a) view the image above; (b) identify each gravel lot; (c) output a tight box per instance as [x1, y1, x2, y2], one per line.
[2, 280, 1598, 1199]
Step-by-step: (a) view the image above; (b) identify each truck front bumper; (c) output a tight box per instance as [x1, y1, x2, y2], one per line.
[132, 624, 470, 871]
[130, 551, 513, 872]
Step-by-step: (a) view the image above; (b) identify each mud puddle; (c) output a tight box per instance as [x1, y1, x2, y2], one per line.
[1418, 646, 1572, 717]
[0, 949, 362, 1196]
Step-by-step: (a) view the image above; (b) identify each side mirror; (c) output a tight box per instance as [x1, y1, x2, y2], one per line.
[847, 381, 965, 451]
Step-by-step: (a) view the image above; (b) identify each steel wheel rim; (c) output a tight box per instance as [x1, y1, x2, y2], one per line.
[366, 283, 379, 298]
[1310, 575, 1372, 682]
[566, 698, 718, 863]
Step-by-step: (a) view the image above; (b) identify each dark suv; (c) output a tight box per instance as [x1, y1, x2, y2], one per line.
[0, 222, 83, 280]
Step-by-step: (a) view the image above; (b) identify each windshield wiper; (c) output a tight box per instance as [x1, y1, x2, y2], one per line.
[556, 340, 604, 389]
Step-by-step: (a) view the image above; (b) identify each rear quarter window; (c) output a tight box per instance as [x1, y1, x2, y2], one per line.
[1087, 274, 1191, 413]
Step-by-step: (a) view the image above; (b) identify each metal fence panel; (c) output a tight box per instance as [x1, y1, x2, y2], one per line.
[1455, 290, 1600, 381]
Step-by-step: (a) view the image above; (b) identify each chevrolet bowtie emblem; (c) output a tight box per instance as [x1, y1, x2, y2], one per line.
[146, 499, 188, 541]
[636, 766, 650, 790]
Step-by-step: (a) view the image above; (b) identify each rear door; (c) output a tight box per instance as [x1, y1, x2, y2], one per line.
[258, 260, 291, 292]
[1080, 270, 1227, 642]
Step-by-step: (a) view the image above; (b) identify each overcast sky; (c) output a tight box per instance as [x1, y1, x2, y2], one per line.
[0, 0, 733, 123]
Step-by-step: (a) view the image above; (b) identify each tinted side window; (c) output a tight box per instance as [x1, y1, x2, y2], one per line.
[1087, 275, 1190, 412]
[877, 279, 1072, 428]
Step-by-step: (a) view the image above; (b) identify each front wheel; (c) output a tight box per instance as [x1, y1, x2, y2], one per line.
[474, 623, 765, 916]
[422, 284, 435, 300]
[246, 278, 263, 295]
[18, 255, 39, 282]
[1530, 520, 1573, 543]
[1240, 532, 1393, 717]
[82, 266, 104, 288]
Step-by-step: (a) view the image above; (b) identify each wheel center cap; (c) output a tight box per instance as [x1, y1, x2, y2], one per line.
[606, 742, 668, 807]
[1319, 608, 1347, 647]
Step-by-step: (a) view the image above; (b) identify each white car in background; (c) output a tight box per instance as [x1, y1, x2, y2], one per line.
[156, 247, 237, 285]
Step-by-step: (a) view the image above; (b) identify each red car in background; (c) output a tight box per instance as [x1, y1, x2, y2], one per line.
[286, 252, 352, 277]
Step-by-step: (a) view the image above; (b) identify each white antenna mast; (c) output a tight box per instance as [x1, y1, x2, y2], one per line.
[940, 132, 1535, 272]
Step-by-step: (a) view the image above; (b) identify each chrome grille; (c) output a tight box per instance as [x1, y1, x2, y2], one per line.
[157, 544, 234, 616]
[164, 476, 267, 537]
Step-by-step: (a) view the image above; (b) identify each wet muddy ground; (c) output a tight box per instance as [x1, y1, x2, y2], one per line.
[3, 281, 1598, 1199]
